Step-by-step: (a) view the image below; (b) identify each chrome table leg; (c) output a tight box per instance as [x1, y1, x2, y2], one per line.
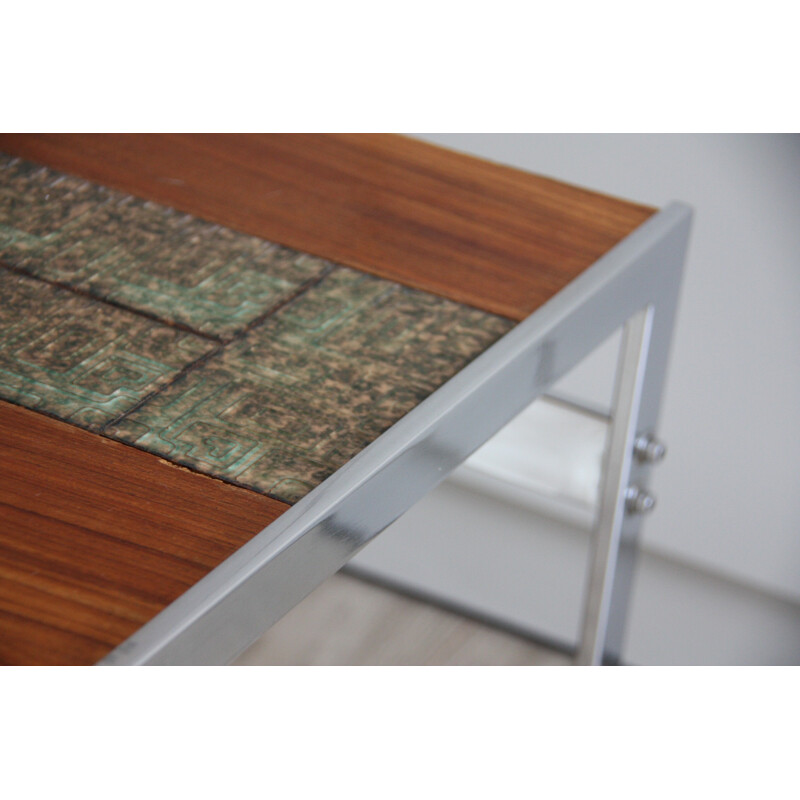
[576, 308, 654, 665]
[576, 208, 689, 665]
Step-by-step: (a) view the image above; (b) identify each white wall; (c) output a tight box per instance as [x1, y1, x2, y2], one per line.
[353, 134, 800, 664]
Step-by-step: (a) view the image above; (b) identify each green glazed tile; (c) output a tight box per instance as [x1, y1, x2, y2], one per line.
[110, 268, 514, 502]
[0, 153, 331, 340]
[0, 270, 214, 430]
[1, 153, 516, 504]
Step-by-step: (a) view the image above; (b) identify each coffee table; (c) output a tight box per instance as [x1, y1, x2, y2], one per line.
[0, 134, 691, 665]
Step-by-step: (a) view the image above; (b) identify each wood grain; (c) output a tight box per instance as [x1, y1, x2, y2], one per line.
[0, 401, 289, 665]
[0, 134, 655, 321]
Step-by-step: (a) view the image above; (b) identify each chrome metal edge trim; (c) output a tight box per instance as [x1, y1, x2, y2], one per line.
[99, 202, 693, 665]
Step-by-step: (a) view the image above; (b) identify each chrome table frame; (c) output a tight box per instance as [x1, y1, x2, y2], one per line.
[100, 203, 692, 666]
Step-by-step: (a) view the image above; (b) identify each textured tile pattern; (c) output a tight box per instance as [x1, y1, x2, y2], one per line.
[0, 154, 331, 340]
[110, 268, 513, 502]
[0, 271, 213, 430]
[1, 153, 515, 504]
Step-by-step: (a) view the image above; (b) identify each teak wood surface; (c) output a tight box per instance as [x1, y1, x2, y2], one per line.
[0, 134, 655, 665]
[0, 402, 288, 665]
[0, 134, 654, 321]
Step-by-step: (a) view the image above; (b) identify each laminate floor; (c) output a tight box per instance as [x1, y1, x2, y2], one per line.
[234, 573, 569, 666]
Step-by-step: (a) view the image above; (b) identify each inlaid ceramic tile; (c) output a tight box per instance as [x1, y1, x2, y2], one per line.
[0, 270, 214, 430]
[1, 154, 517, 503]
[110, 268, 514, 502]
[0, 153, 332, 340]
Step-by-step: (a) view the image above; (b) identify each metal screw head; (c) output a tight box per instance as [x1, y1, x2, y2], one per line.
[625, 485, 656, 514]
[633, 434, 666, 463]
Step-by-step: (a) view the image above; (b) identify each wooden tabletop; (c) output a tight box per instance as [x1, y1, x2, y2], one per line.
[0, 134, 654, 665]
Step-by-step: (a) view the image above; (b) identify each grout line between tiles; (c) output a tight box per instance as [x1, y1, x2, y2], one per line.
[98, 263, 340, 433]
[234, 262, 338, 338]
[99, 342, 226, 432]
[0, 258, 338, 348]
[0, 261, 223, 343]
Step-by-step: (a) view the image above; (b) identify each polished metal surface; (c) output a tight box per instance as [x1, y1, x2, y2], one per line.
[579, 211, 690, 666]
[100, 202, 693, 666]
[633, 434, 667, 464]
[576, 309, 654, 666]
[625, 485, 657, 514]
